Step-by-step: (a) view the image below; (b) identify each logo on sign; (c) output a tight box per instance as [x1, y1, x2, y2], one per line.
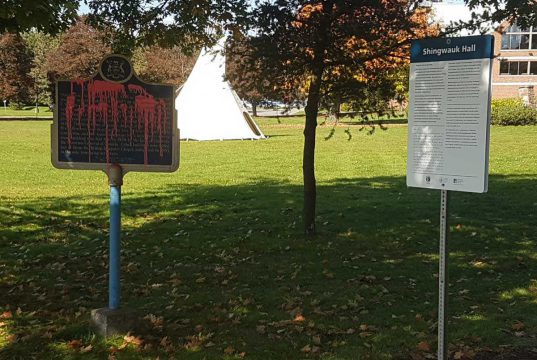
[100, 55, 133, 83]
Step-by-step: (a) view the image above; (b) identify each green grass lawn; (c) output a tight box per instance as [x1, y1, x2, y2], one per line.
[0, 120, 536, 359]
[255, 112, 407, 127]
[0, 106, 52, 117]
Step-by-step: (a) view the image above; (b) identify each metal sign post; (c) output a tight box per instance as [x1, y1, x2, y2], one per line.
[438, 189, 449, 360]
[52, 54, 180, 336]
[406, 36, 494, 359]
[107, 164, 123, 310]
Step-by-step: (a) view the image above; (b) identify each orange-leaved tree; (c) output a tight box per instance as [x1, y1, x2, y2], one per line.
[228, 0, 437, 235]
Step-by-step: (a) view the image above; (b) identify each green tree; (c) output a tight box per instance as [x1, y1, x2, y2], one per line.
[22, 31, 60, 105]
[0, 0, 78, 34]
[86, 0, 251, 54]
[0, 33, 33, 108]
[462, 0, 536, 32]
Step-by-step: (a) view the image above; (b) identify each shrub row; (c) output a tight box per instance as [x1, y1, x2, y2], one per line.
[491, 98, 537, 126]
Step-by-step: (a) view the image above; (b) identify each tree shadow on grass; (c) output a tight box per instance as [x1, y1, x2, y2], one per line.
[0, 174, 535, 359]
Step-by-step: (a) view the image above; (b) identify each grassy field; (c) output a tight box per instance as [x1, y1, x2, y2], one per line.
[254, 113, 407, 127]
[0, 106, 52, 118]
[0, 119, 536, 359]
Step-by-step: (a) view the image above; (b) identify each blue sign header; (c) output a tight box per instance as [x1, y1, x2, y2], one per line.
[411, 35, 494, 63]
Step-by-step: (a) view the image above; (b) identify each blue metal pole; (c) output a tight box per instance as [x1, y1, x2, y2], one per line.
[109, 184, 121, 310]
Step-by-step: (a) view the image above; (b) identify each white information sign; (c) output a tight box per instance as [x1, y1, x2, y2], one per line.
[407, 35, 494, 193]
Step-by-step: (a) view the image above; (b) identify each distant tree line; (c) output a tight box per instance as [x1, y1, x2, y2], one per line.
[0, 18, 197, 109]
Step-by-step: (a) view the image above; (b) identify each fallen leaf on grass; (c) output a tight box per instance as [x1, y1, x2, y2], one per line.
[0, 311, 13, 319]
[512, 321, 525, 331]
[160, 336, 170, 347]
[417, 341, 431, 352]
[80, 344, 93, 353]
[122, 334, 143, 348]
[256, 325, 266, 334]
[224, 346, 235, 354]
[293, 314, 305, 322]
[68, 340, 82, 349]
[144, 313, 164, 329]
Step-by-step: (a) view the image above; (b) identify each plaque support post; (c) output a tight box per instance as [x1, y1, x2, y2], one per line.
[438, 189, 450, 360]
[91, 164, 139, 337]
[108, 164, 123, 310]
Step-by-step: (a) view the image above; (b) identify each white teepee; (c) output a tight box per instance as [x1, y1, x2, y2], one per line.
[175, 42, 265, 141]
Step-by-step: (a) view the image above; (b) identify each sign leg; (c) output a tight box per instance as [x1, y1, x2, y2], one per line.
[438, 189, 450, 360]
[109, 184, 121, 310]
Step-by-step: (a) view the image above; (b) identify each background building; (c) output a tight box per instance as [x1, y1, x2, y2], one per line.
[492, 22, 537, 105]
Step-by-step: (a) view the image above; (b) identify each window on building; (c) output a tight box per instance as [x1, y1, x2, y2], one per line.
[500, 60, 537, 75]
[502, 22, 535, 50]
[531, 62, 537, 75]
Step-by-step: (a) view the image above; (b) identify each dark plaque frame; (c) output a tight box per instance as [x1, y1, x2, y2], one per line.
[51, 54, 179, 173]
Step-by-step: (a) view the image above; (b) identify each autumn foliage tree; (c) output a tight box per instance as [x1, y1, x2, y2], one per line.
[132, 46, 197, 86]
[0, 33, 33, 108]
[45, 18, 111, 82]
[227, 0, 437, 234]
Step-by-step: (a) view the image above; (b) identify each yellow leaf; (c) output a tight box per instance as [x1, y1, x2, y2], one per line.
[123, 334, 143, 347]
[80, 344, 93, 353]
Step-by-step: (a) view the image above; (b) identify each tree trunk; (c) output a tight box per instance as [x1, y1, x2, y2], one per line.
[251, 100, 258, 117]
[302, 0, 332, 235]
[334, 98, 341, 121]
[303, 68, 323, 235]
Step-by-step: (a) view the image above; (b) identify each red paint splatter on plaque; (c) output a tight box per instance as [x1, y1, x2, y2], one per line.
[63, 78, 172, 165]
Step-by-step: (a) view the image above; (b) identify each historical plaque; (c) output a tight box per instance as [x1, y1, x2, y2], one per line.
[52, 54, 179, 172]
[407, 35, 493, 193]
